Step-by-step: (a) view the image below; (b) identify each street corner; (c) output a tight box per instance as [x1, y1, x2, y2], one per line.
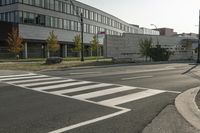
[175, 87, 200, 131]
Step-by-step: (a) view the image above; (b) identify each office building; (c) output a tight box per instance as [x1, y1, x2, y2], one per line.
[0, 0, 159, 58]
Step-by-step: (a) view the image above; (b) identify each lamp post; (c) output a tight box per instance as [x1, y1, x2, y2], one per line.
[70, 0, 84, 62]
[197, 10, 200, 63]
[150, 24, 159, 46]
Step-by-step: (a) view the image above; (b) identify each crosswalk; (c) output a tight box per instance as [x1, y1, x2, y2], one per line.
[0, 73, 166, 108]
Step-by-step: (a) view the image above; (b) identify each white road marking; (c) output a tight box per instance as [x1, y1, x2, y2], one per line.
[48, 108, 131, 133]
[0, 75, 48, 81]
[98, 89, 166, 106]
[125, 67, 176, 74]
[32, 81, 92, 91]
[70, 72, 101, 75]
[121, 76, 153, 81]
[0, 73, 36, 78]
[7, 77, 62, 84]
[72, 86, 137, 99]
[18, 79, 75, 87]
[52, 83, 112, 94]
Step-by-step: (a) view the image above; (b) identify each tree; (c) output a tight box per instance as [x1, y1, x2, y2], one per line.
[139, 38, 152, 62]
[46, 31, 60, 57]
[150, 45, 172, 61]
[6, 28, 23, 59]
[89, 35, 99, 56]
[72, 34, 81, 57]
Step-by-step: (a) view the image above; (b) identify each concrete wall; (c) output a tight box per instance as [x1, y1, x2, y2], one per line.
[104, 33, 195, 62]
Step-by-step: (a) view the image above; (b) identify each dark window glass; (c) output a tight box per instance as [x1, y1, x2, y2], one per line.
[45, 16, 51, 27]
[58, 18, 62, 28]
[63, 19, 70, 29]
[19, 11, 23, 23]
[49, 0, 54, 10]
[36, 14, 45, 26]
[58, 1, 62, 12]
[35, 0, 40, 6]
[44, 0, 50, 8]
[55, 0, 59, 11]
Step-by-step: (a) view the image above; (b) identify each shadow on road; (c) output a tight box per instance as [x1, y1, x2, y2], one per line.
[182, 64, 199, 75]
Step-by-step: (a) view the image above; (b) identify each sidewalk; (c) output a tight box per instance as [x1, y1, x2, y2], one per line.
[142, 87, 200, 133]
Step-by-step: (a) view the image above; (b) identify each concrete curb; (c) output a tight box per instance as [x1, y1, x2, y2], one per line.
[175, 87, 200, 130]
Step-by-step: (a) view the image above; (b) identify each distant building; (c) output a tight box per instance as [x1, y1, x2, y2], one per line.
[176, 33, 198, 39]
[104, 33, 198, 62]
[154, 28, 177, 37]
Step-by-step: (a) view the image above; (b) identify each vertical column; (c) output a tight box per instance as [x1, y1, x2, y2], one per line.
[62, 44, 68, 58]
[24, 42, 28, 59]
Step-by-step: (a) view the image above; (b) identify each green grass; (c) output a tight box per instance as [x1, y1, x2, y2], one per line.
[0, 56, 105, 62]
[0, 58, 114, 71]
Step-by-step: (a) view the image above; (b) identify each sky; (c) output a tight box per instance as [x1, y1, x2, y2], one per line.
[77, 0, 200, 34]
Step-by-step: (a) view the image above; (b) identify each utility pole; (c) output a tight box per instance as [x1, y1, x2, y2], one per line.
[80, 13, 84, 61]
[197, 10, 200, 63]
[70, 0, 84, 61]
[150, 24, 159, 46]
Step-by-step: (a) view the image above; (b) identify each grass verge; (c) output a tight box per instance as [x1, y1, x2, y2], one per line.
[0, 59, 114, 71]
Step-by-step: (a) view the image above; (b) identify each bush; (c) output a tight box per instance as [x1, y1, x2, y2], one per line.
[46, 57, 63, 65]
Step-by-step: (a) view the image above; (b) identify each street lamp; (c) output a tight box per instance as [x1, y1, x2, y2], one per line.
[70, 0, 84, 62]
[150, 24, 159, 46]
[197, 10, 200, 63]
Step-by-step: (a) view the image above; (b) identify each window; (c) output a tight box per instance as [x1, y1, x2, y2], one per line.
[54, 17, 58, 28]
[19, 11, 23, 23]
[63, 3, 67, 13]
[51, 17, 55, 27]
[94, 12, 97, 21]
[74, 21, 78, 31]
[63, 19, 70, 29]
[67, 4, 70, 14]
[36, 14, 45, 26]
[49, 0, 54, 10]
[44, 0, 50, 9]
[58, 1, 62, 12]
[35, 0, 40, 6]
[98, 14, 101, 23]
[45, 16, 51, 27]
[55, 0, 59, 11]
[90, 11, 93, 20]
[71, 21, 74, 30]
[58, 18, 62, 28]
[23, 0, 29, 4]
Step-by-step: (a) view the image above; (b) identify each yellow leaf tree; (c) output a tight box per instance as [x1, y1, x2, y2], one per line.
[72, 34, 81, 57]
[89, 35, 99, 56]
[6, 28, 23, 59]
[46, 31, 60, 57]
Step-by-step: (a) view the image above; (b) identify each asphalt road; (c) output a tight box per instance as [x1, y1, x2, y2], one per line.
[1, 63, 200, 133]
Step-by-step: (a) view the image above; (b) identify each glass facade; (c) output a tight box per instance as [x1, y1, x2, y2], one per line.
[0, 0, 135, 34]
[0, 0, 160, 35]
[0, 10, 122, 35]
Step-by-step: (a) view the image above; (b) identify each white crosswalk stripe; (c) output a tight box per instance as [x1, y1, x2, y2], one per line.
[31, 81, 92, 91]
[98, 89, 166, 106]
[7, 77, 62, 84]
[72, 86, 137, 99]
[0, 73, 166, 108]
[0, 73, 36, 78]
[0, 75, 48, 81]
[52, 83, 113, 95]
[18, 79, 75, 87]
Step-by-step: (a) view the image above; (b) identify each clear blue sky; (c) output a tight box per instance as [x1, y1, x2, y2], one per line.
[77, 0, 200, 34]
